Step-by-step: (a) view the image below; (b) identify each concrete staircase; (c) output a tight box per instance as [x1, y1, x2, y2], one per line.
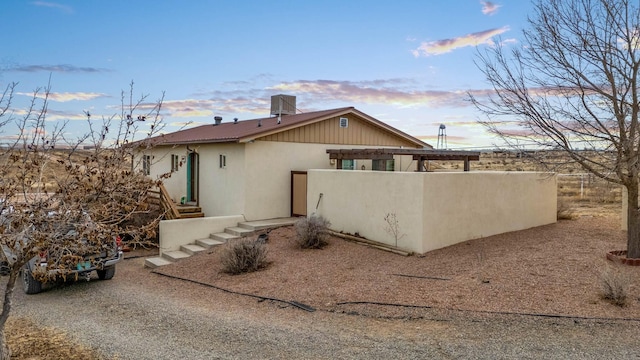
[144, 217, 297, 268]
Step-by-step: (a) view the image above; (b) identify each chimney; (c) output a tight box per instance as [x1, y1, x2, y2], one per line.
[214, 116, 223, 125]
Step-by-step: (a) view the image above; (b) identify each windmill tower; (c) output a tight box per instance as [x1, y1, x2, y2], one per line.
[437, 124, 447, 149]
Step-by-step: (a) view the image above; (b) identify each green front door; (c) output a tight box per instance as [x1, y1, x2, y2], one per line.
[186, 152, 199, 204]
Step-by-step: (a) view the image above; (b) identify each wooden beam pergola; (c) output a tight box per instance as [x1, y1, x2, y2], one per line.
[326, 148, 481, 172]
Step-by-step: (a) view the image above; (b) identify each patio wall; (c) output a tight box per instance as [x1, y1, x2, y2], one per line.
[307, 170, 557, 254]
[158, 215, 245, 254]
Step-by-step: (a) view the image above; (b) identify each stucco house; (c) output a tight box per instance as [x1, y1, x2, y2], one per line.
[136, 95, 430, 221]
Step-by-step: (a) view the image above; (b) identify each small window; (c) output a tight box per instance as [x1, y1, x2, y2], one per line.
[171, 154, 179, 172]
[372, 159, 395, 171]
[219, 154, 226, 169]
[339, 117, 349, 128]
[142, 155, 151, 175]
[342, 159, 356, 170]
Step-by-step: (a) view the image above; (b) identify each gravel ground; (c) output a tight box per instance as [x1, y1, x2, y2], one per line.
[6, 215, 640, 359]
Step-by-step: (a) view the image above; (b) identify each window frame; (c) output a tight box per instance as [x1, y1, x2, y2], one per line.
[142, 155, 151, 175]
[171, 154, 179, 172]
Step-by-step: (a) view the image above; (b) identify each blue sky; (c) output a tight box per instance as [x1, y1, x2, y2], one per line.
[1, 0, 532, 149]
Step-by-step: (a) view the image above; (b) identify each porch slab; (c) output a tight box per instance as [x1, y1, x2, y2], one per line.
[238, 217, 299, 230]
[225, 227, 255, 237]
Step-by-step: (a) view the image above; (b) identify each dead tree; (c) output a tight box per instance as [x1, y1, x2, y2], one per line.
[0, 80, 167, 359]
[470, 0, 640, 258]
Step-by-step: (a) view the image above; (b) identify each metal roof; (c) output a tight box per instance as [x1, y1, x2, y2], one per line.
[139, 107, 430, 148]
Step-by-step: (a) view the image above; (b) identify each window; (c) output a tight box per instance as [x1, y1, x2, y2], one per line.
[341, 159, 356, 170]
[372, 159, 395, 171]
[339, 117, 349, 128]
[219, 154, 226, 169]
[171, 154, 179, 172]
[142, 155, 151, 175]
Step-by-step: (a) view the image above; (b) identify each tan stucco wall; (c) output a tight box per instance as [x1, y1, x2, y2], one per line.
[145, 146, 188, 203]
[307, 170, 557, 254]
[143, 141, 419, 221]
[158, 215, 245, 254]
[144, 144, 247, 217]
[196, 143, 247, 217]
[242, 141, 417, 220]
[421, 172, 557, 253]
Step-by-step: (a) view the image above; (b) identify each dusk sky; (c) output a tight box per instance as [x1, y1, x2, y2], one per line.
[1, 1, 533, 149]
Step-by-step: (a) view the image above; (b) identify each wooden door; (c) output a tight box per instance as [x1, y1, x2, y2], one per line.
[291, 171, 307, 217]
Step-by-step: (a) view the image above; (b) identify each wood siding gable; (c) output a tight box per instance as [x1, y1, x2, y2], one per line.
[255, 114, 421, 148]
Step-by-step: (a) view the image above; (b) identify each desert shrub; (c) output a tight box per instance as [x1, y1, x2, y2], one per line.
[556, 199, 577, 220]
[219, 238, 268, 275]
[599, 265, 630, 307]
[294, 215, 331, 249]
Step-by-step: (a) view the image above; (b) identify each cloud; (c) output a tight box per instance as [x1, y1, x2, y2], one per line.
[9, 64, 109, 73]
[31, 1, 73, 13]
[153, 99, 216, 118]
[411, 26, 510, 57]
[16, 91, 109, 102]
[481, 1, 501, 15]
[269, 79, 469, 108]
[43, 109, 87, 121]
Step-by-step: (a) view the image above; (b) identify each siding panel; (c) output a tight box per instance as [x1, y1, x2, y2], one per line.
[255, 115, 421, 148]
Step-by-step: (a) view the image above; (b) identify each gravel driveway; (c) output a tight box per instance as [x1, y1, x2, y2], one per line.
[9, 256, 640, 359]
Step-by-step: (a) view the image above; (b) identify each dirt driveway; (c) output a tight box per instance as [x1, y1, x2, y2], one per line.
[8, 253, 640, 360]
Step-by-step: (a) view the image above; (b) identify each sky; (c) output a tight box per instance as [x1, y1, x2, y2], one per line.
[0, 0, 534, 149]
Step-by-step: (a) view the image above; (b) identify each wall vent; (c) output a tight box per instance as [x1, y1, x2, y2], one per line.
[339, 117, 349, 128]
[270, 94, 296, 116]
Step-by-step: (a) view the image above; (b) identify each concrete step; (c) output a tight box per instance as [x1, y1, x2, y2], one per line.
[237, 218, 298, 231]
[162, 250, 191, 261]
[196, 238, 226, 248]
[209, 232, 239, 242]
[144, 256, 173, 268]
[225, 226, 254, 237]
[180, 244, 207, 255]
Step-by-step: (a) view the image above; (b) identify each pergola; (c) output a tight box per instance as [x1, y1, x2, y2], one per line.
[326, 148, 481, 171]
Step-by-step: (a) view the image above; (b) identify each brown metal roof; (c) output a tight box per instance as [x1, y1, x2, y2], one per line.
[141, 107, 429, 148]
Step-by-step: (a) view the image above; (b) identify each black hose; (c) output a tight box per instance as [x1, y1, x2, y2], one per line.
[391, 273, 450, 281]
[336, 301, 640, 322]
[151, 270, 639, 322]
[151, 270, 315, 312]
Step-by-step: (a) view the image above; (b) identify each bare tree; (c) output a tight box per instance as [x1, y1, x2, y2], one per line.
[0, 80, 166, 358]
[470, 0, 640, 258]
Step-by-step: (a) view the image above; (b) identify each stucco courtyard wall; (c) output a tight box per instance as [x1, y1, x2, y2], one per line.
[307, 170, 557, 254]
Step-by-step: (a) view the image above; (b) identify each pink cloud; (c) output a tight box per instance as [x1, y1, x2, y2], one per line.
[411, 26, 510, 57]
[269, 80, 468, 108]
[17, 91, 108, 102]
